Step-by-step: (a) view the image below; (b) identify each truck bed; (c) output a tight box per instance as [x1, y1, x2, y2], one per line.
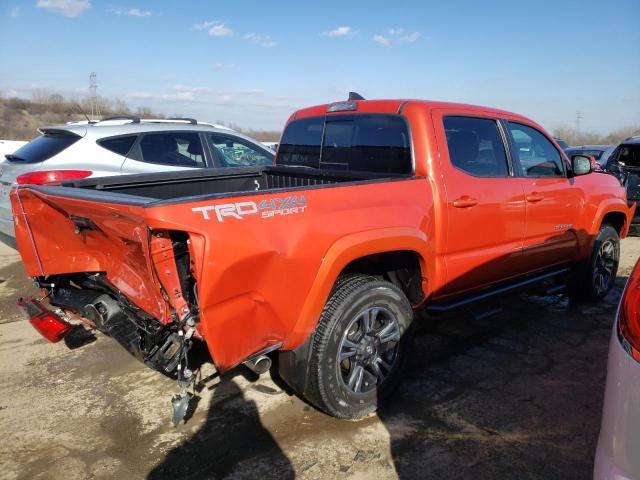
[11, 164, 422, 370]
[59, 166, 406, 205]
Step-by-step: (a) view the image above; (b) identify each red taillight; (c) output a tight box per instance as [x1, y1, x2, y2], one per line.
[618, 261, 640, 363]
[17, 297, 72, 343]
[16, 170, 92, 185]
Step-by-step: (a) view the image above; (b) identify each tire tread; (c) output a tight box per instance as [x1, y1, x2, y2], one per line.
[306, 274, 376, 415]
[305, 273, 412, 418]
[568, 223, 619, 301]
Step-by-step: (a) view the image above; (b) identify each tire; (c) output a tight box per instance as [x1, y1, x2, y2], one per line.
[304, 274, 414, 419]
[568, 224, 620, 301]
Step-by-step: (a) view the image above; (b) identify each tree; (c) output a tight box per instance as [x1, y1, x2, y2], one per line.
[553, 125, 640, 146]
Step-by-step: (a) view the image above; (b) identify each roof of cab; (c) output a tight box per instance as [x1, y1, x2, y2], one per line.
[290, 99, 525, 122]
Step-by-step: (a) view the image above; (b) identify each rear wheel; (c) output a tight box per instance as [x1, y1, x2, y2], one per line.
[304, 274, 413, 419]
[568, 224, 620, 301]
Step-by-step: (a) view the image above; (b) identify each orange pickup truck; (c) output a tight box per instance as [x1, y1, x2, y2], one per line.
[11, 98, 635, 420]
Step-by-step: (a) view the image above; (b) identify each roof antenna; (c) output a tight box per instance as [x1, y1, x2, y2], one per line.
[348, 91, 365, 101]
[75, 103, 91, 123]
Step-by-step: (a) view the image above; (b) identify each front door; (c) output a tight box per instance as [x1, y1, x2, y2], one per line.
[503, 121, 580, 270]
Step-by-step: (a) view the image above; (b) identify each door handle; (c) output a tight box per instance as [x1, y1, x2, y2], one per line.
[525, 192, 544, 203]
[452, 196, 478, 208]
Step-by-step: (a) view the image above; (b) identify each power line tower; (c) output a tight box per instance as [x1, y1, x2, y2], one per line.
[89, 72, 100, 120]
[575, 111, 582, 132]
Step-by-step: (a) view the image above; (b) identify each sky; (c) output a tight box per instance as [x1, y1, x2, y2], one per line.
[0, 0, 639, 133]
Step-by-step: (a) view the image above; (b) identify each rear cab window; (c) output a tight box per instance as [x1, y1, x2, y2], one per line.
[277, 114, 412, 174]
[6, 130, 81, 163]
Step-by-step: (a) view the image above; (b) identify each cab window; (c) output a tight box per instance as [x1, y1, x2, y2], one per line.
[443, 116, 509, 177]
[507, 123, 564, 177]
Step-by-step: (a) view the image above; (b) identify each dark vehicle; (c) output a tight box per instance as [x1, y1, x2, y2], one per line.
[607, 136, 640, 231]
[566, 145, 615, 170]
[554, 137, 569, 150]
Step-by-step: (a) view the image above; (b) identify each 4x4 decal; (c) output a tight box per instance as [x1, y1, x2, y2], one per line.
[192, 195, 307, 222]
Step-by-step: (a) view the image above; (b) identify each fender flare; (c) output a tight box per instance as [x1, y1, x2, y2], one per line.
[591, 199, 635, 237]
[282, 227, 429, 349]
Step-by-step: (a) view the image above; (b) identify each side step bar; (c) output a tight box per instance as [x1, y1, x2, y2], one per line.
[426, 266, 571, 313]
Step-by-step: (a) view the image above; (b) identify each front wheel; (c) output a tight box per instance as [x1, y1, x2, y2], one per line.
[304, 274, 413, 419]
[568, 224, 620, 301]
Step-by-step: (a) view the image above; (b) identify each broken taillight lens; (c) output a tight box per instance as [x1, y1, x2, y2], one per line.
[17, 297, 72, 343]
[16, 170, 92, 185]
[618, 261, 640, 363]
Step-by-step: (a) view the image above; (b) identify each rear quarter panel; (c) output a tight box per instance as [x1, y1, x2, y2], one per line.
[145, 178, 434, 371]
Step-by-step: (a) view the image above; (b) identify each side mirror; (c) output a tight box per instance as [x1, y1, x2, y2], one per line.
[571, 154, 594, 176]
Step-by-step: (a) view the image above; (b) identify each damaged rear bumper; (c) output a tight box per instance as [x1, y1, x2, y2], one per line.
[18, 296, 72, 343]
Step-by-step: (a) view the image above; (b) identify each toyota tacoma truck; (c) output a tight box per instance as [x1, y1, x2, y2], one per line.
[11, 97, 636, 420]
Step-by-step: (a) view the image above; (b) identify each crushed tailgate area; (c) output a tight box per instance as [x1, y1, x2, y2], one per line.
[1, 238, 639, 480]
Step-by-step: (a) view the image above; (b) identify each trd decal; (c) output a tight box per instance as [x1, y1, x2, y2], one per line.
[554, 223, 574, 231]
[192, 196, 307, 222]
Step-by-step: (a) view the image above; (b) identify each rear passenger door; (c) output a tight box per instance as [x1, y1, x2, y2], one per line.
[503, 121, 581, 270]
[121, 131, 209, 174]
[433, 111, 526, 297]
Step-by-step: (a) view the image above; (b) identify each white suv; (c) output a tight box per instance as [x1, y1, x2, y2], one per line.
[0, 117, 275, 248]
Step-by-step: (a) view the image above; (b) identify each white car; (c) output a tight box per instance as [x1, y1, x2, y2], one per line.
[0, 140, 27, 158]
[594, 257, 640, 479]
[0, 117, 274, 248]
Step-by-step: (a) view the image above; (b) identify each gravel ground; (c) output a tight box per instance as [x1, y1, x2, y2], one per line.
[0, 238, 638, 480]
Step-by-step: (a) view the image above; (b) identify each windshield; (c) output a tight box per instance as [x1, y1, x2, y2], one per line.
[7, 131, 80, 163]
[616, 145, 640, 168]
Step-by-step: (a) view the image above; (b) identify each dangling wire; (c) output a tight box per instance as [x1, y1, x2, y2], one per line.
[171, 311, 195, 426]
[176, 312, 194, 389]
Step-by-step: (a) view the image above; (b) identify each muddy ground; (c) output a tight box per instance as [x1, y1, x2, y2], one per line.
[0, 239, 638, 480]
